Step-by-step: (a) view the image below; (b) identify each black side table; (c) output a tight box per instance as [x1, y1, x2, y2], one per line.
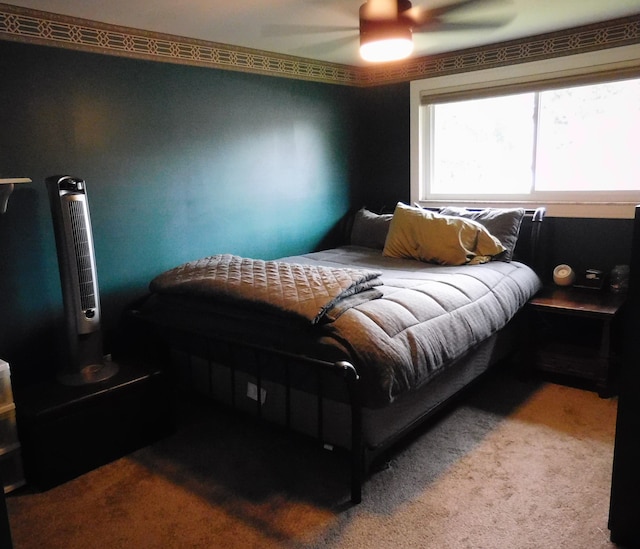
[527, 286, 627, 396]
[14, 359, 173, 490]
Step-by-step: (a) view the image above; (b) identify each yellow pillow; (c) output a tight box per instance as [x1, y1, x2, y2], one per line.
[383, 203, 506, 265]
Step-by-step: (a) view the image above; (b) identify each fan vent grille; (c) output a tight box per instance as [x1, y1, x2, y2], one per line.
[67, 200, 96, 311]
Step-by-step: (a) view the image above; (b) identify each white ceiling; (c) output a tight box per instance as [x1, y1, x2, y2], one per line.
[6, 0, 640, 66]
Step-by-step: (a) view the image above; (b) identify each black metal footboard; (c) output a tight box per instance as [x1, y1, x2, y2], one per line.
[124, 311, 366, 503]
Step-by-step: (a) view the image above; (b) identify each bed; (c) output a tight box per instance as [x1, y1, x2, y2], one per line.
[126, 202, 546, 503]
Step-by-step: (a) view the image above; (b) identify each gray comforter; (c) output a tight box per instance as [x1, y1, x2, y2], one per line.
[145, 246, 541, 407]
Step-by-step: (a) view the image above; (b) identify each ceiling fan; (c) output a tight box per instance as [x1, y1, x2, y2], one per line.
[359, 0, 512, 62]
[264, 0, 512, 63]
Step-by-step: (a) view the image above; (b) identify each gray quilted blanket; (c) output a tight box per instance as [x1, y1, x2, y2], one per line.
[150, 254, 383, 325]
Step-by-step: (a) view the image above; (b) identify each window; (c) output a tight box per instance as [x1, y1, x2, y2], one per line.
[411, 46, 640, 218]
[426, 78, 640, 201]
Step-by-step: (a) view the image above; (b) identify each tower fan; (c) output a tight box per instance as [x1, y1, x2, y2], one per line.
[46, 175, 118, 385]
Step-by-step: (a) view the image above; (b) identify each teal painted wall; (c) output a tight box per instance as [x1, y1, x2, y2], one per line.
[0, 41, 357, 386]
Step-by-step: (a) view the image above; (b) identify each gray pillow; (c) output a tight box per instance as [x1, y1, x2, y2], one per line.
[350, 208, 393, 250]
[438, 207, 525, 262]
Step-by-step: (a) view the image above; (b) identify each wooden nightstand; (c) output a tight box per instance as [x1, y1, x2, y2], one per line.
[527, 286, 626, 396]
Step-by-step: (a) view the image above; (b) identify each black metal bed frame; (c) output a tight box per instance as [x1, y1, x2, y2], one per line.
[127, 206, 546, 505]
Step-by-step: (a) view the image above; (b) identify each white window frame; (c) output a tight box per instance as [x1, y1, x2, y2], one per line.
[410, 44, 640, 218]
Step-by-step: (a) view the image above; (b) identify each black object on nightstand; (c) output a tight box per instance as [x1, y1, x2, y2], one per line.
[527, 286, 626, 397]
[14, 359, 173, 491]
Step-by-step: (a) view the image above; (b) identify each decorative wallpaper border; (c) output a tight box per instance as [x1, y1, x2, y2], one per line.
[1, 3, 639, 87]
[366, 14, 640, 85]
[0, 3, 359, 85]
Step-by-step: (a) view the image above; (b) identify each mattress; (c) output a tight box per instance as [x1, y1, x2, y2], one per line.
[140, 245, 542, 408]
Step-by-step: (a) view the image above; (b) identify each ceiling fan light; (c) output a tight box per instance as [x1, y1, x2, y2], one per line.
[360, 36, 413, 62]
[359, 17, 413, 63]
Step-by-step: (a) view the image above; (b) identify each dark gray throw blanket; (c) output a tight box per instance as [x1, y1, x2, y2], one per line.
[150, 254, 383, 325]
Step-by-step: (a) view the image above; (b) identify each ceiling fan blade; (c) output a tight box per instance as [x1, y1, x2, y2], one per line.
[413, 15, 514, 32]
[404, 0, 510, 27]
[262, 24, 357, 38]
[428, 0, 507, 18]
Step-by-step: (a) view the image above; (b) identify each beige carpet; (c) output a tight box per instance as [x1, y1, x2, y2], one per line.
[6, 370, 619, 549]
